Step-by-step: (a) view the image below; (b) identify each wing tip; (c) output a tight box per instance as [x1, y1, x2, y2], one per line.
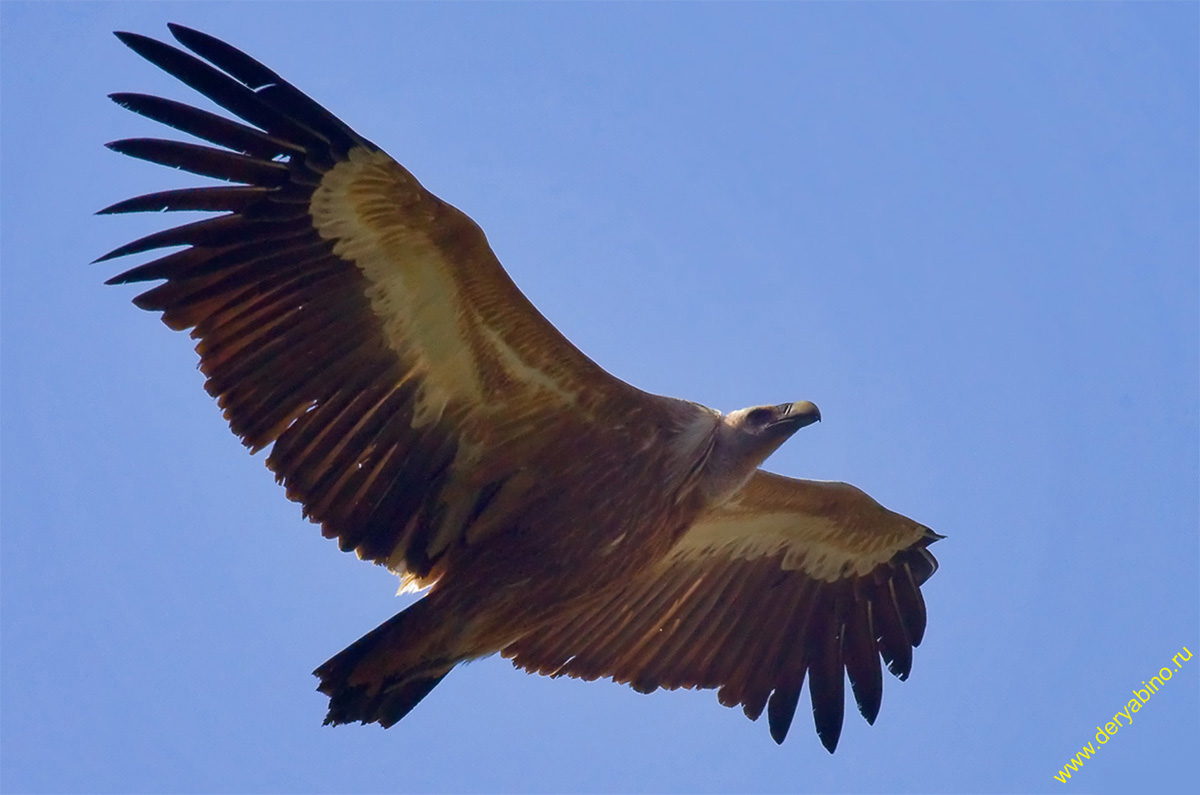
[766, 686, 800, 745]
[112, 29, 159, 56]
[166, 21, 195, 39]
[817, 725, 840, 754]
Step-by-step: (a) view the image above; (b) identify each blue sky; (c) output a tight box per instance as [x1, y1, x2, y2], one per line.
[2, 2, 1196, 793]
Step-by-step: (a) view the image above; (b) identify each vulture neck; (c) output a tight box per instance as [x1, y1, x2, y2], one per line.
[696, 413, 790, 508]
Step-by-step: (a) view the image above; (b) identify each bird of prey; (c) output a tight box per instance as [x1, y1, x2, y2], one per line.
[99, 24, 942, 753]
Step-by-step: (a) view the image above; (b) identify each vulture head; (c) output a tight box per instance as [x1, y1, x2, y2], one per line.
[728, 400, 822, 453]
[703, 401, 822, 503]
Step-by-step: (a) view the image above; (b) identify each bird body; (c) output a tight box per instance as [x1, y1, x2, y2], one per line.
[101, 24, 941, 752]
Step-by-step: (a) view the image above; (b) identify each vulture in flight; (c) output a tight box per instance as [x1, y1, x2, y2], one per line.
[99, 24, 942, 753]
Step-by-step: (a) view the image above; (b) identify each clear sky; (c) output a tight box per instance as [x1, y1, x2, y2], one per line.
[2, 2, 1197, 793]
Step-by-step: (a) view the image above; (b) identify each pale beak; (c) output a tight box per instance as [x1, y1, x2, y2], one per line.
[772, 401, 821, 430]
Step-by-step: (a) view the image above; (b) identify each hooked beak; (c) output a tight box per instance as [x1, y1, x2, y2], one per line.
[771, 400, 821, 431]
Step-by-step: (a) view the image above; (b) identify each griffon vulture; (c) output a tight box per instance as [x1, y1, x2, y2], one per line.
[99, 24, 942, 753]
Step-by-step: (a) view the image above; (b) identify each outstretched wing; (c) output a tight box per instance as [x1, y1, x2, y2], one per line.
[504, 470, 941, 752]
[100, 25, 676, 583]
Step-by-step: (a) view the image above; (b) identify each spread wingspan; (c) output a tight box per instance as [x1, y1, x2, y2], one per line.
[102, 25, 942, 750]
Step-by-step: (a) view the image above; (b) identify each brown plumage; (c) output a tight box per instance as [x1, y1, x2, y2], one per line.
[100, 24, 942, 753]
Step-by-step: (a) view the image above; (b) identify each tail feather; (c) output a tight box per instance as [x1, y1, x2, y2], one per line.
[314, 601, 455, 728]
[319, 667, 450, 728]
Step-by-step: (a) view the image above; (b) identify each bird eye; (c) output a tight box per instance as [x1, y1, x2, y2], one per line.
[746, 408, 774, 425]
